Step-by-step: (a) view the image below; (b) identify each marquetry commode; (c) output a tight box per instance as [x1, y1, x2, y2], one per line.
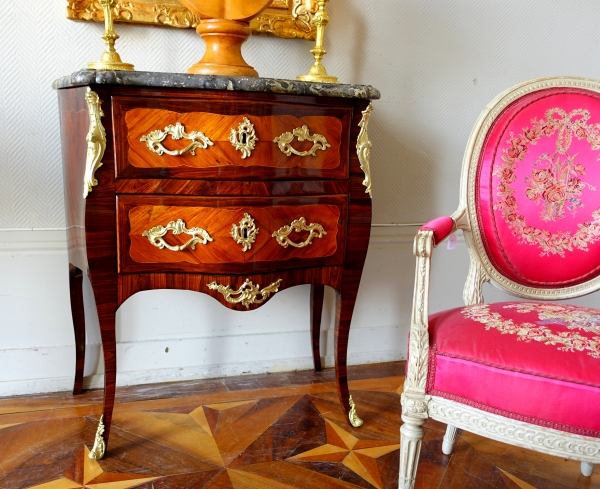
[54, 69, 380, 459]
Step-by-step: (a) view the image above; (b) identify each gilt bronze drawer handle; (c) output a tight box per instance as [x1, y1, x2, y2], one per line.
[231, 213, 259, 252]
[142, 219, 213, 251]
[273, 125, 330, 157]
[229, 117, 258, 158]
[207, 278, 283, 308]
[272, 217, 327, 248]
[140, 122, 213, 156]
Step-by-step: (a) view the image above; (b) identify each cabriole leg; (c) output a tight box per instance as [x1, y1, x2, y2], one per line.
[90, 308, 117, 460]
[581, 461, 594, 477]
[310, 284, 325, 372]
[87, 266, 118, 460]
[68, 264, 86, 395]
[399, 415, 425, 489]
[442, 424, 458, 455]
[333, 287, 363, 427]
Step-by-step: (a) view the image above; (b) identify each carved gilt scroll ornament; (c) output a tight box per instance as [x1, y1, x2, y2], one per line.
[83, 88, 107, 199]
[273, 125, 330, 157]
[207, 278, 283, 308]
[356, 102, 373, 198]
[142, 219, 213, 251]
[348, 396, 363, 428]
[231, 213, 259, 252]
[66, 0, 317, 40]
[89, 415, 106, 460]
[272, 217, 326, 248]
[140, 122, 213, 156]
[229, 117, 258, 159]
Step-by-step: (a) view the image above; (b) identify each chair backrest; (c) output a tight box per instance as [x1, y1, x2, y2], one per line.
[460, 77, 600, 300]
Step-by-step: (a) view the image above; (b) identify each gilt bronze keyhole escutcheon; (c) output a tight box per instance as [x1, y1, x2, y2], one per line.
[229, 117, 257, 159]
[231, 213, 259, 252]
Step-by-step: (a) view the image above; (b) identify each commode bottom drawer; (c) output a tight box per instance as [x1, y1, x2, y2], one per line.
[117, 195, 347, 274]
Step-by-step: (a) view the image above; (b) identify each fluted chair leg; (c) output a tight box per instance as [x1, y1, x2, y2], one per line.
[442, 424, 458, 455]
[581, 461, 594, 477]
[399, 416, 425, 489]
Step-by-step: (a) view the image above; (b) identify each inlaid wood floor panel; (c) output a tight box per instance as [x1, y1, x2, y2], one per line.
[0, 363, 597, 489]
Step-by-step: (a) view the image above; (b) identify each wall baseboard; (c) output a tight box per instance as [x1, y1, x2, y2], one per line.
[82, 349, 404, 391]
[0, 327, 406, 396]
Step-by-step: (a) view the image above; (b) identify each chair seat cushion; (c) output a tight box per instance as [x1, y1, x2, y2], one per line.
[426, 302, 600, 437]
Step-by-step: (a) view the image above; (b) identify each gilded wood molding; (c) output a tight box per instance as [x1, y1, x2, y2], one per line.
[207, 278, 282, 308]
[66, 0, 317, 40]
[83, 88, 106, 199]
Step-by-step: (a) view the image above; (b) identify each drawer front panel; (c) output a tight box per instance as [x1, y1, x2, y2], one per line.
[118, 195, 347, 273]
[127, 108, 341, 169]
[113, 96, 351, 180]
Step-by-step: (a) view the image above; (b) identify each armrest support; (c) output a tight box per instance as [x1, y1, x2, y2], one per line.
[402, 229, 436, 420]
[418, 216, 455, 247]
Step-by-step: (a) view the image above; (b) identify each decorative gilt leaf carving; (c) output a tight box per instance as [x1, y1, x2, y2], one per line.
[66, 0, 317, 40]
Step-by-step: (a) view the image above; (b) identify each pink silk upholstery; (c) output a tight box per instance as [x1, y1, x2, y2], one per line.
[477, 88, 600, 287]
[426, 302, 600, 436]
[419, 217, 454, 246]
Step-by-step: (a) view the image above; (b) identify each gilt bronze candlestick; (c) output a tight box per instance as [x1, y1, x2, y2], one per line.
[88, 0, 134, 71]
[297, 0, 338, 84]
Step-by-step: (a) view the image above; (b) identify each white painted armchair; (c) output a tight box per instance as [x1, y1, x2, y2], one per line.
[399, 77, 600, 488]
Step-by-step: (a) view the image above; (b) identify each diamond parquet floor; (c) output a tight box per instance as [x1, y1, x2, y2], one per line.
[0, 362, 598, 489]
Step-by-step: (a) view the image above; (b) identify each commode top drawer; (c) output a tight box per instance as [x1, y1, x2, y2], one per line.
[112, 95, 352, 181]
[117, 194, 347, 274]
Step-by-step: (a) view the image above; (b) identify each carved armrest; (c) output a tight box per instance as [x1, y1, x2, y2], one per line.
[419, 216, 455, 247]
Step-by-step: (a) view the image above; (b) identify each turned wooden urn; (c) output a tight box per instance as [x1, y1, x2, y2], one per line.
[178, 0, 273, 77]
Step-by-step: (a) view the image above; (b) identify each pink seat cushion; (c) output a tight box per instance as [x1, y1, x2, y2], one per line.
[426, 302, 600, 437]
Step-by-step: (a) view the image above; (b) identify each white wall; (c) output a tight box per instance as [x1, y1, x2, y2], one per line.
[2, 0, 600, 395]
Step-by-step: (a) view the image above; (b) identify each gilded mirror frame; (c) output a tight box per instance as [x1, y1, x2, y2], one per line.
[67, 0, 317, 40]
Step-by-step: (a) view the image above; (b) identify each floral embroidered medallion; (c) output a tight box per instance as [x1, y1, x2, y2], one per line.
[493, 108, 600, 256]
[462, 303, 600, 358]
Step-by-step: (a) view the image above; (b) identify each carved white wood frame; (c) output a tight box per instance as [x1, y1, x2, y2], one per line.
[428, 396, 600, 464]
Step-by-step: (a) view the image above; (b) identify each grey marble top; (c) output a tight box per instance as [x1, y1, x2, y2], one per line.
[53, 70, 380, 100]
